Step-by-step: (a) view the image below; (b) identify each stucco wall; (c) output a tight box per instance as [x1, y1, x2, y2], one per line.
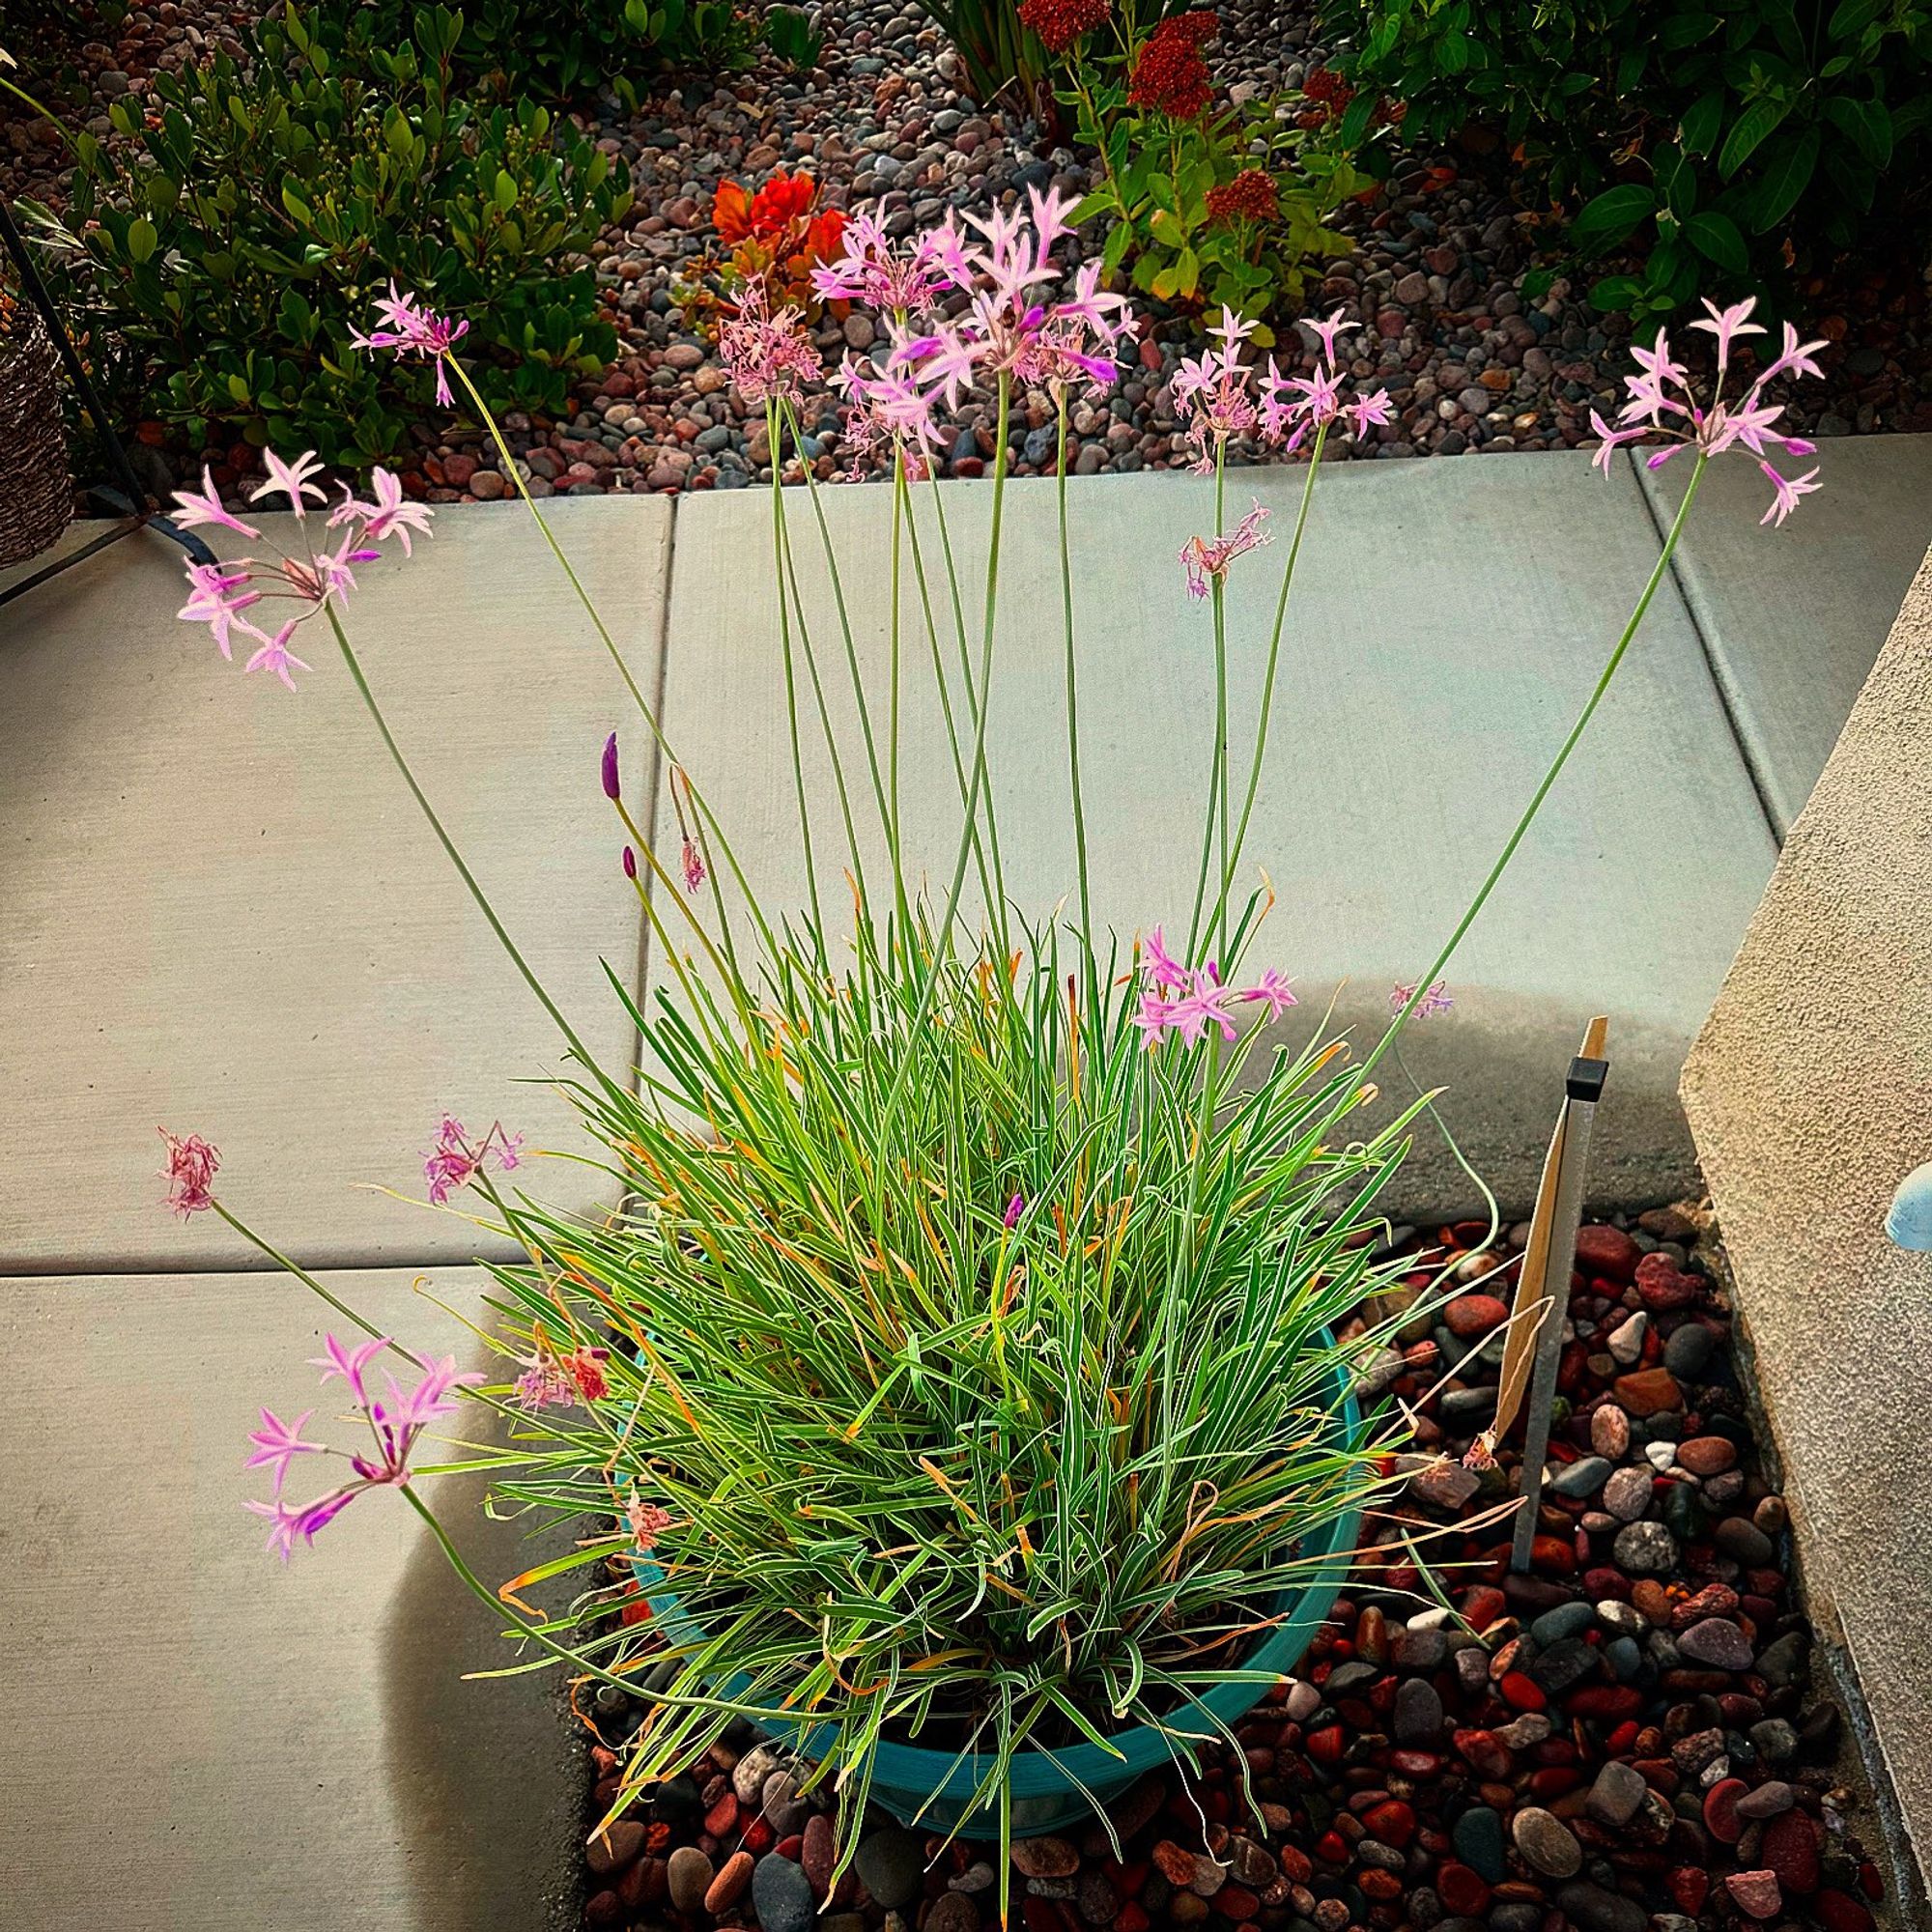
[1683, 542, 1932, 1891]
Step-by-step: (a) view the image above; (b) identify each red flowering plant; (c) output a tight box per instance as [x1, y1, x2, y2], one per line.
[679, 167, 849, 330]
[1039, 1, 1365, 332]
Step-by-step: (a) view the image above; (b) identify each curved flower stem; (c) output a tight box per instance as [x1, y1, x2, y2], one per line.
[323, 606, 614, 1098]
[213, 1200, 417, 1365]
[1055, 392, 1094, 998]
[398, 1485, 659, 1700]
[445, 353, 760, 945]
[1185, 444, 1231, 955]
[1354, 450, 1711, 1094]
[878, 377, 1012, 1131]
[1207, 419, 1328, 959]
[925, 470, 1011, 949]
[766, 401, 827, 962]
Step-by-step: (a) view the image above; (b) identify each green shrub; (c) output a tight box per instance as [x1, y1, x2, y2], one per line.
[1322, 0, 1932, 324]
[327, 0, 763, 103]
[27, 4, 631, 468]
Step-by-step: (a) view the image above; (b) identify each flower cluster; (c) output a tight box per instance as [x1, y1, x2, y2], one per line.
[1126, 12, 1217, 119]
[1206, 170, 1281, 227]
[1589, 298, 1825, 526]
[718, 283, 823, 407]
[513, 1330, 612, 1411]
[712, 169, 848, 311]
[1017, 0, 1111, 52]
[892, 186, 1132, 408]
[1390, 980, 1454, 1018]
[172, 454, 430, 690]
[422, 1114, 525, 1207]
[349, 281, 470, 408]
[1172, 305, 1390, 477]
[244, 1336, 483, 1560]
[1179, 499, 1271, 599]
[1132, 925, 1297, 1047]
[160, 1127, 219, 1217]
[811, 212, 958, 315]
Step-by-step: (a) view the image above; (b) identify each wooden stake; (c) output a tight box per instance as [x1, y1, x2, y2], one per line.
[1507, 1018, 1609, 1574]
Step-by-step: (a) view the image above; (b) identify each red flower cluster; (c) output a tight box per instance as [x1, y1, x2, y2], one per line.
[1205, 169, 1279, 225]
[1018, 0, 1111, 52]
[714, 167, 818, 243]
[1301, 66, 1355, 119]
[1126, 12, 1217, 120]
[710, 168, 848, 311]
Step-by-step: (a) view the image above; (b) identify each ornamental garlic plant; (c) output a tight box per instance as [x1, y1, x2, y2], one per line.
[169, 193, 1825, 1895]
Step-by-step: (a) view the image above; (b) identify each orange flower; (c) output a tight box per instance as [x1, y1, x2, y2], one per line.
[713, 178, 755, 244]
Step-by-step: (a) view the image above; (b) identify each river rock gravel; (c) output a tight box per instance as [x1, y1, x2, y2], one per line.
[575, 1208, 1899, 1932]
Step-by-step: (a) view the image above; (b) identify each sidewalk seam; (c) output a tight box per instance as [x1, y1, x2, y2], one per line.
[1627, 447, 1782, 848]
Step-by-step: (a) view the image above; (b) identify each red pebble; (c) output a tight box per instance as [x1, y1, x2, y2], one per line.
[1530, 1535, 1577, 1574]
[1315, 1831, 1349, 1865]
[1445, 1293, 1510, 1337]
[1361, 1802, 1414, 1848]
[1668, 1867, 1711, 1914]
[1574, 1224, 1640, 1281]
[1389, 1750, 1443, 1777]
[1461, 1587, 1507, 1631]
[1357, 1870, 1404, 1903]
[1762, 1810, 1822, 1893]
[1703, 1777, 1747, 1844]
[704, 1851, 753, 1914]
[1214, 1886, 1260, 1919]
[1437, 1863, 1492, 1916]
[1452, 1729, 1513, 1780]
[1567, 1685, 1642, 1719]
[1605, 1721, 1640, 1753]
[741, 1816, 774, 1856]
[703, 1793, 739, 1837]
[774, 1834, 803, 1861]
[1305, 1724, 1346, 1766]
[1499, 1671, 1547, 1712]
[1278, 1846, 1313, 1886]
[1115, 1907, 1151, 1932]
[1814, 1889, 1876, 1932]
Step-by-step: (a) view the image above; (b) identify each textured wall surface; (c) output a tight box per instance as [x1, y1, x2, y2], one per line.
[1683, 542, 1932, 1885]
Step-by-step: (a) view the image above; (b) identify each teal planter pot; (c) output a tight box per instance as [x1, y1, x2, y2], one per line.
[631, 1369, 1363, 1838]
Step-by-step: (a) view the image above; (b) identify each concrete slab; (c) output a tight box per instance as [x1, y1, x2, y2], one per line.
[0, 1264, 583, 1932]
[651, 455, 1777, 1216]
[1682, 540, 1932, 1901]
[1639, 431, 1932, 837]
[0, 498, 668, 1272]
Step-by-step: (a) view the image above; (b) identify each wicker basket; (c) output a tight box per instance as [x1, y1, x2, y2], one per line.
[0, 284, 73, 567]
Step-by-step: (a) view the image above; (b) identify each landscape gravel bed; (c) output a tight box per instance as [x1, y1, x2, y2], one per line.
[5, 0, 1928, 510]
[574, 1208, 1904, 1932]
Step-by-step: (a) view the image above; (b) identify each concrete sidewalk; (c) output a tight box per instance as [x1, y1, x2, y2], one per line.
[2, 436, 1926, 1930]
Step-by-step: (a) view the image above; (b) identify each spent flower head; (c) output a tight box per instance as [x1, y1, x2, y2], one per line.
[423, 1114, 525, 1207]
[1179, 499, 1272, 599]
[719, 283, 821, 407]
[160, 1126, 220, 1216]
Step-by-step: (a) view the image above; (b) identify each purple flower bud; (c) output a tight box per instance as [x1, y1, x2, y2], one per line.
[601, 731, 620, 801]
[621, 845, 638, 880]
[1003, 1192, 1025, 1230]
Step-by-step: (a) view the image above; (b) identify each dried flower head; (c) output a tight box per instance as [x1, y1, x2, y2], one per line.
[717, 283, 820, 406]
[160, 1127, 220, 1217]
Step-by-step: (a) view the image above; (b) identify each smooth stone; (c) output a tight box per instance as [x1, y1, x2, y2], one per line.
[1010, 1837, 1079, 1879]
[1724, 1870, 1783, 1919]
[1603, 1466, 1654, 1521]
[926, 1893, 980, 1932]
[1510, 1806, 1582, 1878]
[1736, 1779, 1796, 1820]
[1394, 1676, 1445, 1744]
[667, 1846, 714, 1913]
[1606, 1312, 1648, 1365]
[1555, 1882, 1648, 1932]
[1583, 1759, 1648, 1828]
[753, 1855, 819, 1932]
[1530, 1601, 1597, 1646]
[1548, 1456, 1611, 1499]
[1716, 1515, 1776, 1566]
[857, 1830, 926, 1909]
[1663, 1322, 1716, 1378]
[1451, 1806, 1507, 1883]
